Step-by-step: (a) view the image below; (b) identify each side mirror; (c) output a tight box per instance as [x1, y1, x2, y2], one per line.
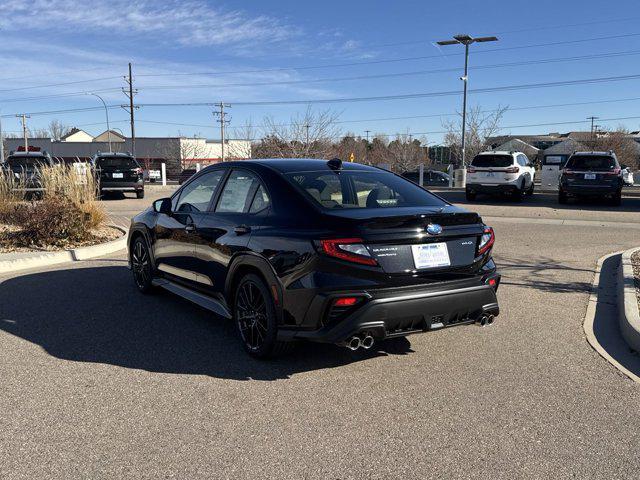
[153, 197, 172, 214]
[621, 165, 628, 170]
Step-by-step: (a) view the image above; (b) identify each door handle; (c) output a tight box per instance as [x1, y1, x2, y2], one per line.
[185, 223, 196, 233]
[234, 225, 251, 235]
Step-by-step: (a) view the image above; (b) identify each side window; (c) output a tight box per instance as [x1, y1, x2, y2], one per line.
[216, 170, 260, 213]
[173, 169, 224, 213]
[249, 185, 271, 213]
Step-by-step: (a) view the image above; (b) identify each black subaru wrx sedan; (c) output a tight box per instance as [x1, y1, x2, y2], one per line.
[128, 158, 500, 357]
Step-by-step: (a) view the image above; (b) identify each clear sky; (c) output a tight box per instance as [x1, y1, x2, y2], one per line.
[1, 0, 639, 144]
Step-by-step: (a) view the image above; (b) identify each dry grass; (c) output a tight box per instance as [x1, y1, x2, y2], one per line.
[0, 164, 109, 249]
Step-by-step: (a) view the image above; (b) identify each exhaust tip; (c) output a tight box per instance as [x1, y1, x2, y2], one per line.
[347, 336, 361, 351]
[361, 335, 374, 349]
[487, 314, 494, 325]
[479, 315, 487, 326]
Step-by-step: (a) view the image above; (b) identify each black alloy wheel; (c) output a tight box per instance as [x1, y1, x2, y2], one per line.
[131, 237, 154, 293]
[234, 274, 291, 358]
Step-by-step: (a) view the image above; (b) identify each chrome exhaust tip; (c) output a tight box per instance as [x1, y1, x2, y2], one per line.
[347, 336, 361, 351]
[361, 335, 375, 350]
[487, 314, 495, 325]
[479, 315, 487, 327]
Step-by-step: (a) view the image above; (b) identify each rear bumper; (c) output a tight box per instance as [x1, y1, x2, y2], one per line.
[100, 181, 144, 192]
[280, 277, 500, 344]
[561, 184, 620, 196]
[466, 183, 519, 194]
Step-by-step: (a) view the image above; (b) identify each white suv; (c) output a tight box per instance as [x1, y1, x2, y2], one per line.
[465, 151, 535, 201]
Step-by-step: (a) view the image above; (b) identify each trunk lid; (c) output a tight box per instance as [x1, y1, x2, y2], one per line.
[322, 205, 485, 274]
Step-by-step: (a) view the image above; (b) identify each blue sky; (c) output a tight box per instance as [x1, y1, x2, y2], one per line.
[1, 0, 640, 143]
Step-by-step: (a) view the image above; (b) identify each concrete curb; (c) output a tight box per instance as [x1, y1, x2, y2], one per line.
[0, 225, 128, 274]
[618, 247, 640, 354]
[583, 251, 640, 384]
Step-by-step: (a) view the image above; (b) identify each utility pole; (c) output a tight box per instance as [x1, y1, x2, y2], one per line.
[364, 130, 370, 143]
[0, 114, 4, 163]
[214, 102, 231, 161]
[16, 114, 30, 150]
[437, 34, 498, 168]
[587, 116, 599, 142]
[304, 124, 310, 156]
[122, 63, 138, 157]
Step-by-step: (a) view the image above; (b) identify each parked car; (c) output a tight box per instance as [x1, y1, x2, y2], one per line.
[128, 158, 500, 358]
[622, 166, 635, 186]
[178, 168, 196, 185]
[558, 151, 624, 205]
[1, 151, 55, 196]
[401, 169, 450, 187]
[91, 152, 144, 199]
[465, 151, 535, 201]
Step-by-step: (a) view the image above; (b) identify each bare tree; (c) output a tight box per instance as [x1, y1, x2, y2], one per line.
[253, 107, 341, 158]
[385, 132, 428, 172]
[47, 120, 71, 141]
[589, 127, 639, 169]
[443, 105, 508, 164]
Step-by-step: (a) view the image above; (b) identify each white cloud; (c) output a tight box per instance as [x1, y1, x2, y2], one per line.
[0, 0, 297, 49]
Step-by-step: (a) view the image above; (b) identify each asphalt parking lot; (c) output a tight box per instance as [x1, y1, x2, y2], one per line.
[2, 189, 640, 479]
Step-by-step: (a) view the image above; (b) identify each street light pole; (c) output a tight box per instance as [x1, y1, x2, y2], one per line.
[88, 93, 112, 153]
[437, 34, 498, 167]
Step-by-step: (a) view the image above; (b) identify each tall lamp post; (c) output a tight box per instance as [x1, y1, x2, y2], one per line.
[87, 92, 112, 153]
[437, 34, 498, 167]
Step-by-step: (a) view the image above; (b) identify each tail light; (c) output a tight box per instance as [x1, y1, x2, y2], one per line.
[505, 166, 519, 174]
[562, 168, 575, 175]
[477, 227, 495, 256]
[133, 167, 143, 175]
[319, 238, 378, 266]
[467, 167, 476, 173]
[603, 168, 621, 175]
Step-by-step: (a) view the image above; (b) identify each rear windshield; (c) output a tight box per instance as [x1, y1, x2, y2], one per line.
[471, 155, 513, 168]
[97, 157, 138, 169]
[565, 155, 616, 171]
[6, 156, 47, 168]
[285, 170, 446, 209]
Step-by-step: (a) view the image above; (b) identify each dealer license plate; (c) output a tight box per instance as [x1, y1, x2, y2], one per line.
[411, 243, 451, 269]
[112, 172, 124, 178]
[584, 173, 596, 180]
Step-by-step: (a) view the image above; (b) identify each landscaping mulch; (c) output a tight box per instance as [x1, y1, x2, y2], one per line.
[632, 250, 640, 311]
[0, 224, 121, 254]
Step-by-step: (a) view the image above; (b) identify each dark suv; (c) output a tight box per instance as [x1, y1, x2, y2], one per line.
[128, 159, 500, 357]
[559, 151, 623, 205]
[92, 152, 144, 199]
[2, 151, 55, 196]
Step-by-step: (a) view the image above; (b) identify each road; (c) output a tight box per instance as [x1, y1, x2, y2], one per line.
[1, 190, 640, 479]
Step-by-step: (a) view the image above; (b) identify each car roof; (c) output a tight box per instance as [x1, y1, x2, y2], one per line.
[220, 158, 384, 174]
[477, 150, 520, 156]
[571, 151, 616, 156]
[8, 151, 48, 157]
[94, 152, 133, 157]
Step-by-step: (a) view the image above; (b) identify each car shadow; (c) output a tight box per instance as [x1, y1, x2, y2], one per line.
[0, 264, 413, 381]
[436, 190, 640, 213]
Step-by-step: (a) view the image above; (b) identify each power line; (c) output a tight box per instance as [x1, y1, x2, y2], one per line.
[136, 73, 640, 108]
[0, 88, 123, 104]
[0, 76, 122, 94]
[366, 16, 640, 48]
[135, 49, 640, 91]
[135, 32, 640, 78]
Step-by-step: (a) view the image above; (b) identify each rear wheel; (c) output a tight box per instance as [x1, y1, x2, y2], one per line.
[526, 181, 534, 196]
[558, 189, 568, 204]
[136, 190, 145, 199]
[233, 274, 292, 358]
[131, 237, 155, 294]
[465, 188, 477, 201]
[514, 181, 525, 202]
[610, 190, 622, 206]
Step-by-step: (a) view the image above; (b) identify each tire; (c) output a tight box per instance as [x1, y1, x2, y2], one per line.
[233, 273, 293, 358]
[136, 190, 145, 199]
[610, 190, 622, 206]
[558, 189, 568, 204]
[465, 188, 477, 201]
[130, 236, 156, 294]
[514, 181, 525, 202]
[526, 181, 534, 196]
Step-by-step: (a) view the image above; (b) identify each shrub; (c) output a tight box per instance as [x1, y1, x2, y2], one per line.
[18, 196, 89, 247]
